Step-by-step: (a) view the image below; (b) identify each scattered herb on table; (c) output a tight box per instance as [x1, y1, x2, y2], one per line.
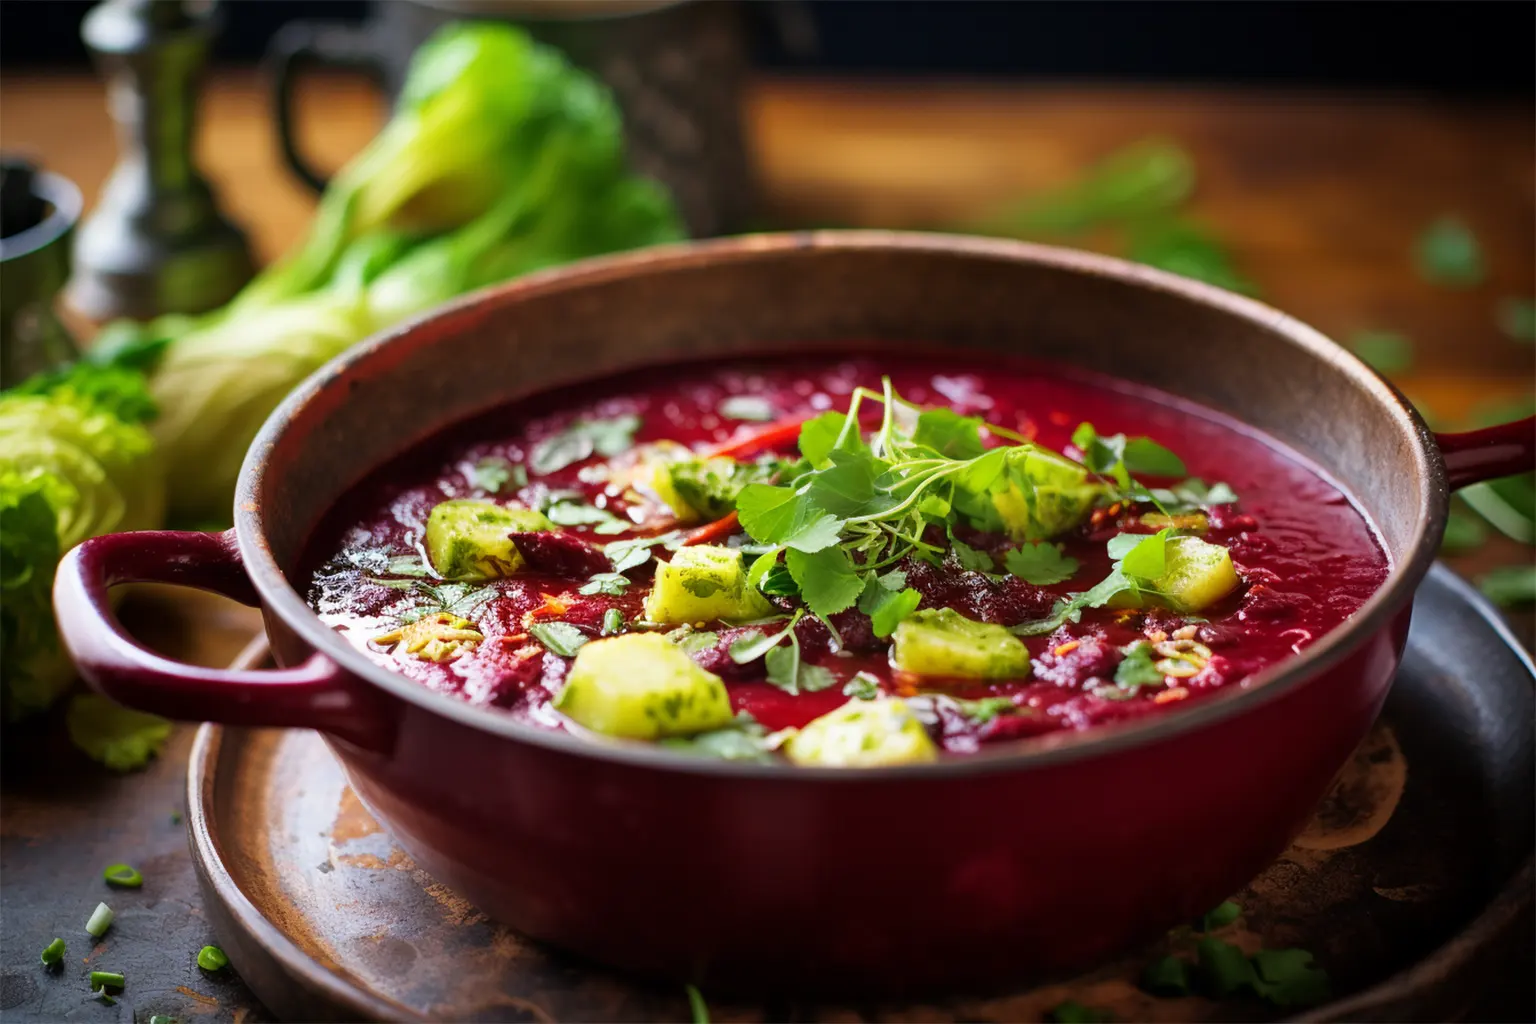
[1415, 216, 1484, 287]
[530, 415, 642, 476]
[1140, 954, 1191, 996]
[39, 938, 65, 967]
[1046, 1000, 1113, 1023]
[196, 945, 230, 972]
[1199, 899, 1242, 931]
[103, 864, 143, 888]
[1195, 936, 1257, 996]
[65, 694, 173, 773]
[1127, 217, 1258, 295]
[89, 971, 125, 991]
[1347, 329, 1414, 375]
[85, 902, 114, 938]
[1250, 948, 1332, 1007]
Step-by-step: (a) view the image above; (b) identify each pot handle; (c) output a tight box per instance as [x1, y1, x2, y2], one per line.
[53, 530, 393, 752]
[266, 19, 388, 193]
[1436, 416, 1536, 490]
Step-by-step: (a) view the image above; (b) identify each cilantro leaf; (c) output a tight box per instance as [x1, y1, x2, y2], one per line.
[1074, 422, 1186, 485]
[467, 456, 524, 494]
[758, 562, 800, 597]
[1122, 437, 1187, 478]
[805, 450, 882, 517]
[65, 694, 172, 773]
[736, 484, 845, 553]
[843, 672, 881, 700]
[674, 629, 721, 654]
[529, 414, 640, 475]
[528, 621, 588, 657]
[727, 626, 792, 664]
[1114, 641, 1164, 689]
[857, 575, 922, 637]
[578, 573, 630, 596]
[786, 547, 864, 617]
[1149, 478, 1239, 510]
[1119, 530, 1171, 580]
[1250, 948, 1331, 1008]
[1348, 330, 1414, 375]
[913, 408, 985, 459]
[764, 644, 837, 695]
[717, 395, 775, 422]
[1011, 568, 1136, 636]
[948, 533, 996, 573]
[661, 715, 775, 762]
[603, 532, 680, 574]
[1004, 542, 1080, 585]
[798, 410, 864, 466]
[545, 499, 631, 534]
[1415, 216, 1484, 287]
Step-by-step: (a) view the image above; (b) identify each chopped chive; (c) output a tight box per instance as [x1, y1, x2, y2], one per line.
[196, 945, 229, 971]
[89, 971, 125, 990]
[103, 863, 143, 888]
[684, 982, 709, 1024]
[149, 1017, 176, 1024]
[40, 938, 65, 967]
[85, 902, 114, 938]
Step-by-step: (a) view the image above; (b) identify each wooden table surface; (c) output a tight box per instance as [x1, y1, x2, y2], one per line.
[1, 71, 1531, 1023]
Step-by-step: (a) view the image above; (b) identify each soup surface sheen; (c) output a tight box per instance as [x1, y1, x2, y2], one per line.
[304, 354, 1389, 764]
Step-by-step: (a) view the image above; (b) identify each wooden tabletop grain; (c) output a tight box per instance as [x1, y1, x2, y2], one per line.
[0, 71, 1531, 1023]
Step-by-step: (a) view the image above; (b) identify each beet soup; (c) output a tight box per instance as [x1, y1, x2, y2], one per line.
[302, 353, 1389, 767]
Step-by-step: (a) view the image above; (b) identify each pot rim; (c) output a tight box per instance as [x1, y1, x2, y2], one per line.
[237, 230, 1447, 779]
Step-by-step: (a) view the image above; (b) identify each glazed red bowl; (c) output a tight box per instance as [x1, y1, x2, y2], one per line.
[54, 233, 1534, 994]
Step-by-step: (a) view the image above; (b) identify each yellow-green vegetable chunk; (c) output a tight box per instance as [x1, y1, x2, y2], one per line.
[991, 446, 1103, 541]
[554, 633, 734, 739]
[643, 544, 775, 624]
[424, 499, 553, 579]
[1122, 536, 1240, 613]
[784, 698, 937, 767]
[890, 608, 1031, 679]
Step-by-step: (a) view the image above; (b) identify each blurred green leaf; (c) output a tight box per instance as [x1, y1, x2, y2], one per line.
[1347, 330, 1414, 375]
[973, 140, 1195, 237]
[1441, 508, 1488, 554]
[1478, 565, 1536, 607]
[1496, 298, 1536, 343]
[1415, 217, 1484, 287]
[1126, 217, 1257, 295]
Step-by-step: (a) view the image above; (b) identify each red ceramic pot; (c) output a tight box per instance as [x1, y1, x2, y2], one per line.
[53, 234, 1535, 994]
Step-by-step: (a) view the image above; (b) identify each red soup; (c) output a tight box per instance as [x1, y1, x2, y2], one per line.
[303, 354, 1389, 765]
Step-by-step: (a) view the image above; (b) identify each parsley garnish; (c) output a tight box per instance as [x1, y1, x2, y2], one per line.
[1073, 421, 1187, 484]
[856, 570, 922, 637]
[1004, 542, 1079, 585]
[1112, 641, 1164, 691]
[529, 414, 641, 475]
[726, 610, 834, 695]
[662, 716, 776, 764]
[842, 672, 881, 700]
[528, 621, 588, 657]
[603, 531, 682, 573]
[467, 456, 525, 494]
[545, 497, 631, 534]
[579, 573, 630, 596]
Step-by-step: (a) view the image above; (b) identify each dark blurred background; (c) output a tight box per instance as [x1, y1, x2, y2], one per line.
[2, 0, 1532, 94]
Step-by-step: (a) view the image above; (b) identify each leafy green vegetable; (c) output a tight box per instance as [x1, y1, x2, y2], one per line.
[1004, 542, 1080, 585]
[1073, 422, 1186, 486]
[1348, 330, 1414, 374]
[1141, 955, 1191, 996]
[99, 23, 681, 523]
[766, 646, 836, 695]
[1478, 565, 1536, 607]
[1148, 478, 1239, 510]
[1496, 297, 1536, 342]
[948, 533, 996, 573]
[65, 695, 172, 772]
[1415, 216, 1484, 287]
[603, 531, 682, 574]
[544, 497, 631, 534]
[530, 415, 641, 475]
[528, 621, 589, 657]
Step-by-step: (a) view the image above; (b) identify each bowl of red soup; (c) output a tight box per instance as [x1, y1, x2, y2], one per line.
[56, 233, 1533, 993]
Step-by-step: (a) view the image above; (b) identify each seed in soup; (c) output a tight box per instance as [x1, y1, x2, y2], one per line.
[303, 355, 1390, 765]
